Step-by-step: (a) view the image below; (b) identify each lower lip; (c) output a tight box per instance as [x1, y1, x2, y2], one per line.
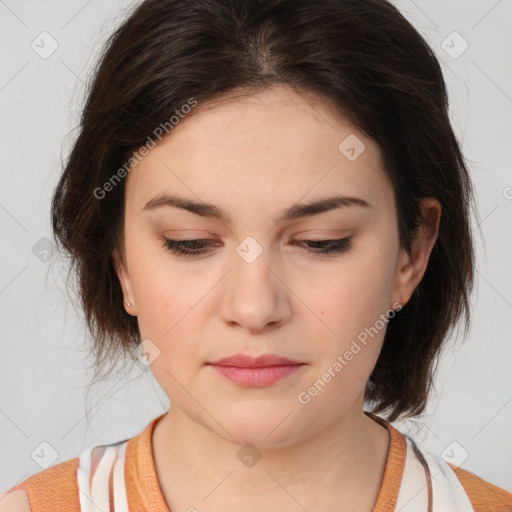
[210, 364, 305, 387]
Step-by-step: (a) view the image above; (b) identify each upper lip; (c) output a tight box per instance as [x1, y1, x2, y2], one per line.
[209, 353, 303, 368]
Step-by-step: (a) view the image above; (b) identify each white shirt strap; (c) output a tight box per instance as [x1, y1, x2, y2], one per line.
[76, 441, 130, 512]
[395, 436, 430, 511]
[76, 446, 94, 512]
[112, 441, 130, 512]
[423, 450, 476, 512]
[396, 435, 475, 512]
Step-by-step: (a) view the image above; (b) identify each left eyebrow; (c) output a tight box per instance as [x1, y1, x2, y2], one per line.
[277, 195, 371, 223]
[142, 194, 371, 225]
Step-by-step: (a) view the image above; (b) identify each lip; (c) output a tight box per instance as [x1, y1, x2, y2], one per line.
[209, 353, 302, 368]
[207, 353, 305, 387]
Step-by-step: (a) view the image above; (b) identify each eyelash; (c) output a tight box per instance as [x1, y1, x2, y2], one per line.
[161, 236, 353, 258]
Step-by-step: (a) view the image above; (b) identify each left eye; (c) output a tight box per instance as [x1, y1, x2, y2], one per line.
[161, 237, 353, 258]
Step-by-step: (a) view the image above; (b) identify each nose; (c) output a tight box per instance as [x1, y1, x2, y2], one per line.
[218, 240, 293, 335]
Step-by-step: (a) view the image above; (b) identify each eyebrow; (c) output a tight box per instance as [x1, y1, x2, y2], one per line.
[143, 194, 371, 224]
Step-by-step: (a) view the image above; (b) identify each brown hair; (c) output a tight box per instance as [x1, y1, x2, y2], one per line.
[52, 0, 476, 422]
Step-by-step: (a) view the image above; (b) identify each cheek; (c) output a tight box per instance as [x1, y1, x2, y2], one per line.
[123, 223, 195, 333]
[306, 252, 394, 343]
[126, 242, 221, 380]
[297, 247, 395, 390]
[134, 268, 205, 397]
[297, 278, 387, 414]
[135, 269, 200, 344]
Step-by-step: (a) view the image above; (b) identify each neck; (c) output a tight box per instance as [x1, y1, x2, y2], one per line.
[151, 399, 390, 511]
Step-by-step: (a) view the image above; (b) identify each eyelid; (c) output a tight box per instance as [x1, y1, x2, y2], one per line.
[160, 228, 353, 244]
[161, 235, 353, 258]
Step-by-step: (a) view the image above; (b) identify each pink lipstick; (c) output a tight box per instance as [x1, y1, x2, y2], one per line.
[208, 353, 305, 387]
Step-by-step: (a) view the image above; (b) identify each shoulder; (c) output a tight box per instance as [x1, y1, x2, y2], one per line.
[0, 445, 119, 512]
[1, 418, 160, 512]
[1, 455, 80, 512]
[0, 489, 31, 512]
[449, 463, 512, 512]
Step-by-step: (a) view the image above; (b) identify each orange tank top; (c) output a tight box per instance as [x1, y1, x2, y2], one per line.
[7, 412, 512, 511]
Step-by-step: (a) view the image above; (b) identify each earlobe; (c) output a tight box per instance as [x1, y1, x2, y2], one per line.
[112, 250, 137, 315]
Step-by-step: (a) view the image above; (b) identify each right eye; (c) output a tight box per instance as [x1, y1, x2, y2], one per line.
[161, 237, 216, 257]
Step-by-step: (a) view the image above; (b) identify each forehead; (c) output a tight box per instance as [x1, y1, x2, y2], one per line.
[125, 85, 392, 219]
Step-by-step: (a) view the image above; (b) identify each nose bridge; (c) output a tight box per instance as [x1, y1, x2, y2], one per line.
[232, 235, 277, 298]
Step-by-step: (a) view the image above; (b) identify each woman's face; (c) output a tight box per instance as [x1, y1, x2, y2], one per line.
[115, 85, 435, 447]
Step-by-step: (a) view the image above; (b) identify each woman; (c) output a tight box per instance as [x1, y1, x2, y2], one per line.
[3, 0, 511, 510]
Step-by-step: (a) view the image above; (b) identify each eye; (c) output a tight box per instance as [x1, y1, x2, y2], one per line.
[161, 236, 353, 258]
[161, 237, 217, 257]
[295, 237, 353, 255]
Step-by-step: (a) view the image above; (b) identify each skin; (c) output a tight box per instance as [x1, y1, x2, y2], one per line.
[112, 84, 441, 512]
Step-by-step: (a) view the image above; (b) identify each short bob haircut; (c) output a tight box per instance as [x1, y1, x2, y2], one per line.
[52, 0, 476, 422]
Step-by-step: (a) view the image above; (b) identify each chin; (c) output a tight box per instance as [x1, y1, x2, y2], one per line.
[214, 406, 306, 449]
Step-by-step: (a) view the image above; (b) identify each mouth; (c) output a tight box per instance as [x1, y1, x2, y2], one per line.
[209, 353, 303, 368]
[207, 355, 306, 387]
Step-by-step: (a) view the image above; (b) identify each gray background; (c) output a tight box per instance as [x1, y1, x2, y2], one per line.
[1, 0, 511, 494]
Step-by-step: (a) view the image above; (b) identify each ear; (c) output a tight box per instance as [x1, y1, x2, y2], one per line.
[112, 249, 137, 316]
[390, 197, 441, 309]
